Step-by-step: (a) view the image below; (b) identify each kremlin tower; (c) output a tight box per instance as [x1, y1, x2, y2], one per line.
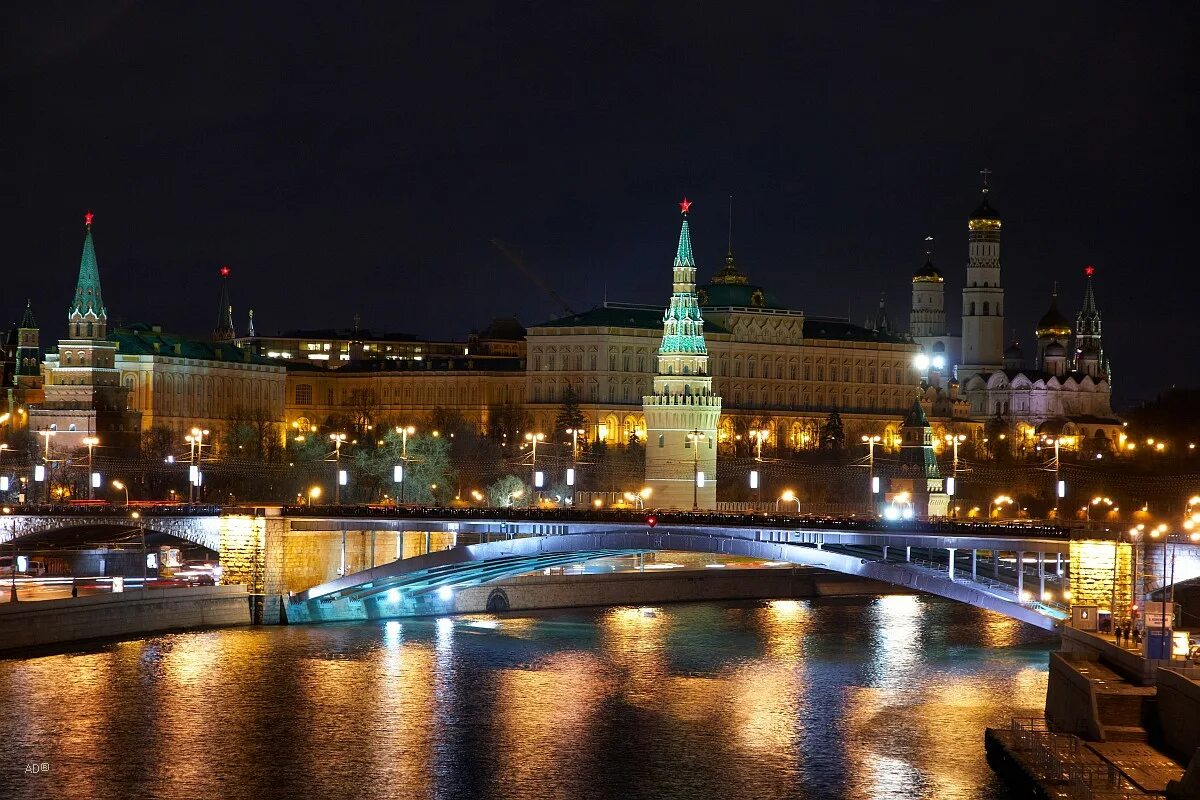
[642, 199, 722, 509]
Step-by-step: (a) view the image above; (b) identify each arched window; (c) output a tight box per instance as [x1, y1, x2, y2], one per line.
[969, 302, 976, 315]
[983, 301, 990, 315]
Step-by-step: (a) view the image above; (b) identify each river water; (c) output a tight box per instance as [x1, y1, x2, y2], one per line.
[0, 595, 1054, 800]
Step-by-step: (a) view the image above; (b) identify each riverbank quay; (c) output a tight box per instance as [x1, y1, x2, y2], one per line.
[283, 565, 901, 624]
[987, 627, 1200, 799]
[0, 585, 250, 654]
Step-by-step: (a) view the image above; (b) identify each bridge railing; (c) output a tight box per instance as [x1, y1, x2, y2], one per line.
[277, 504, 1072, 539]
[3, 504, 223, 517]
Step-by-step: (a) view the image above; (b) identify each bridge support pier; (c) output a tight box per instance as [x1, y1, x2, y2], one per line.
[1038, 552, 1045, 600]
[993, 550, 1000, 578]
[948, 547, 956, 582]
[905, 546, 911, 562]
[882, 545, 888, 561]
[971, 549, 977, 581]
[1017, 551, 1025, 600]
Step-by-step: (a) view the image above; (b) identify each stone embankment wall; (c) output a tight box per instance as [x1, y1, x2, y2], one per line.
[0, 585, 249, 653]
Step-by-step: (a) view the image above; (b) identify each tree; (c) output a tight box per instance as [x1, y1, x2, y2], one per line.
[821, 410, 845, 452]
[351, 429, 453, 505]
[487, 474, 527, 507]
[487, 401, 528, 444]
[554, 386, 586, 442]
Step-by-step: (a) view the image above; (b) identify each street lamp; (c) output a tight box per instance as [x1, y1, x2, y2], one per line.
[329, 433, 347, 504]
[991, 494, 1014, 519]
[862, 435, 881, 511]
[4, 506, 15, 602]
[943, 433, 966, 517]
[525, 432, 545, 507]
[749, 428, 769, 461]
[37, 429, 56, 503]
[1085, 495, 1113, 521]
[112, 479, 130, 506]
[82, 436, 99, 500]
[777, 489, 801, 513]
[393, 425, 416, 503]
[565, 427, 585, 503]
[131, 511, 147, 594]
[308, 486, 322, 506]
[687, 430, 707, 510]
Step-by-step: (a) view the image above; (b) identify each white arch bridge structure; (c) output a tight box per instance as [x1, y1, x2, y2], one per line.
[285, 512, 1124, 631]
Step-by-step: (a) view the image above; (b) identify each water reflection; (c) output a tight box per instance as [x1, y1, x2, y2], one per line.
[0, 597, 1054, 800]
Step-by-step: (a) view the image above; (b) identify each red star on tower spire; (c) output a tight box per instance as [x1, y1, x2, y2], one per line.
[679, 197, 692, 215]
[219, 265, 231, 277]
[84, 211, 94, 227]
[1084, 265, 1095, 277]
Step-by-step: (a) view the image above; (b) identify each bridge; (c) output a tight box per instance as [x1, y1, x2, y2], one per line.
[4, 505, 1197, 630]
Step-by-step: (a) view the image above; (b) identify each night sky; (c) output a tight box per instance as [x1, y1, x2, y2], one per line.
[6, 3, 1197, 406]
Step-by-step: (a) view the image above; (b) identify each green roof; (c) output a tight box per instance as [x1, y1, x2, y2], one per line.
[533, 305, 728, 334]
[109, 325, 277, 365]
[69, 225, 107, 321]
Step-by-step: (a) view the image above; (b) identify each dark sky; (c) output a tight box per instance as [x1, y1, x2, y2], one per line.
[5, 2, 1197, 406]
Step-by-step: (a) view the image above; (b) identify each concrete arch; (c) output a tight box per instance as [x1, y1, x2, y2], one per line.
[293, 531, 1062, 629]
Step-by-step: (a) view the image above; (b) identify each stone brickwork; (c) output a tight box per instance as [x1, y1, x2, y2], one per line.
[275, 528, 455, 594]
[1070, 539, 1132, 620]
[219, 514, 267, 595]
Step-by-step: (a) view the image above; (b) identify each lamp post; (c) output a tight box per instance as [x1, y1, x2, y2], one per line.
[991, 494, 1014, 519]
[4, 506, 15, 602]
[1085, 496, 1112, 522]
[82, 436, 99, 500]
[395, 425, 415, 504]
[777, 490, 801, 513]
[131, 510, 147, 594]
[749, 428, 768, 461]
[37, 429, 56, 503]
[687, 430, 707, 510]
[329, 433, 347, 505]
[862, 435, 881, 512]
[565, 427, 585, 505]
[112, 479, 129, 506]
[308, 486, 321, 506]
[944, 434, 965, 517]
[184, 428, 209, 503]
[525, 432, 545, 506]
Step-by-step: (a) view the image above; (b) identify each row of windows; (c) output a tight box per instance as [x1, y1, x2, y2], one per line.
[534, 352, 913, 383]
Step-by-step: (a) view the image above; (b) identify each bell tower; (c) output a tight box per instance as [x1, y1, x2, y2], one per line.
[959, 171, 1005, 381]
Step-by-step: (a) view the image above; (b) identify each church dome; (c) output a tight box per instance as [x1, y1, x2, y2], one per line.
[699, 250, 782, 309]
[1004, 341, 1024, 360]
[912, 258, 944, 283]
[1036, 297, 1072, 337]
[970, 194, 1001, 222]
[1044, 342, 1067, 358]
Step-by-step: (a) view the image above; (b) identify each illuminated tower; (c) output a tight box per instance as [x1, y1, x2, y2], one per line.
[643, 199, 722, 509]
[959, 171, 1005, 381]
[31, 212, 138, 449]
[1034, 285, 1072, 371]
[1073, 265, 1109, 380]
[14, 300, 41, 390]
[213, 265, 236, 341]
[910, 237, 961, 375]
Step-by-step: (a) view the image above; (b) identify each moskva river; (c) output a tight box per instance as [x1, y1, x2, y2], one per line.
[1, 595, 1055, 800]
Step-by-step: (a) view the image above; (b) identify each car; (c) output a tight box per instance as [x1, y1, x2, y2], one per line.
[171, 559, 221, 586]
[0, 555, 47, 577]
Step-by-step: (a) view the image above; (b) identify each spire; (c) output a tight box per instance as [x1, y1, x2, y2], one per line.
[875, 293, 891, 333]
[19, 299, 36, 329]
[213, 265, 236, 341]
[657, 198, 708, 363]
[1079, 265, 1099, 317]
[247, 308, 256, 338]
[69, 210, 107, 331]
[675, 197, 695, 267]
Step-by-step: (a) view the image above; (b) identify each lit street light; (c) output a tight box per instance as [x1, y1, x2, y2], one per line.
[862, 435, 881, 512]
[777, 490, 801, 513]
[329, 433, 348, 504]
[82, 436, 99, 500]
[525, 432, 545, 507]
[112, 479, 129, 506]
[991, 494, 1014, 519]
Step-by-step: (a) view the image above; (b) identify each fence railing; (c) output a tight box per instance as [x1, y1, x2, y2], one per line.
[1007, 717, 1146, 799]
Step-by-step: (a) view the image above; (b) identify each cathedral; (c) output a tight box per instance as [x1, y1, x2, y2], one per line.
[908, 176, 1122, 455]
